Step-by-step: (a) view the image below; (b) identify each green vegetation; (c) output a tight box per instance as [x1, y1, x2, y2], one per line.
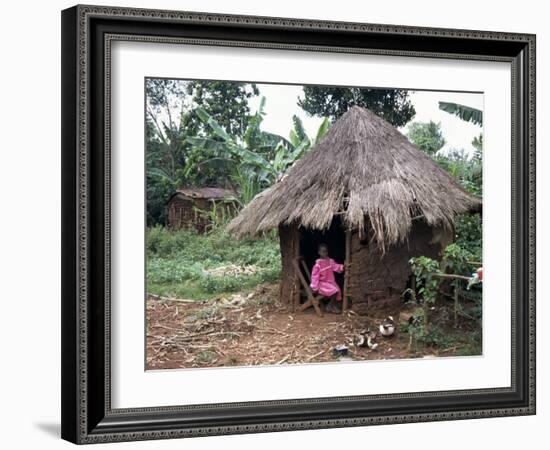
[299, 85, 416, 126]
[406, 121, 446, 156]
[185, 100, 330, 205]
[433, 103, 484, 262]
[145, 81, 484, 357]
[145, 79, 259, 224]
[407, 118, 483, 261]
[400, 316, 482, 356]
[146, 80, 332, 222]
[439, 101, 483, 126]
[146, 226, 281, 300]
[404, 241, 482, 355]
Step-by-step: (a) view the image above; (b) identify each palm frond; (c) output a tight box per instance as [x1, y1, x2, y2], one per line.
[438, 102, 483, 126]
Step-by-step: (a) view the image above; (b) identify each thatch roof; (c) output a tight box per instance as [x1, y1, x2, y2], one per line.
[227, 106, 481, 248]
[169, 187, 237, 202]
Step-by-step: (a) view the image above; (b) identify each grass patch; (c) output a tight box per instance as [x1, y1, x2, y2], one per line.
[400, 318, 482, 356]
[146, 225, 281, 301]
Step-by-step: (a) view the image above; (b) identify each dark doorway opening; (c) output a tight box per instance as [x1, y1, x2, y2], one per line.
[299, 217, 346, 293]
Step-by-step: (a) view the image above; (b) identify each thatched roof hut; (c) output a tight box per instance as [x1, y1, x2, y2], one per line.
[228, 106, 479, 245]
[227, 106, 481, 312]
[168, 187, 237, 233]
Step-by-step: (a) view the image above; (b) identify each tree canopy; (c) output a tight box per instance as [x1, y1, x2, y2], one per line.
[185, 80, 259, 137]
[406, 121, 446, 156]
[145, 79, 259, 224]
[298, 86, 416, 127]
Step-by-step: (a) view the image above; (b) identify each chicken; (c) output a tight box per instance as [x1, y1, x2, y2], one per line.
[379, 316, 396, 337]
[355, 329, 378, 350]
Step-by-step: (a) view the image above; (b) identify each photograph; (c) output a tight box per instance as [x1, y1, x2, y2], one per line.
[144, 79, 484, 370]
[55, 3, 536, 444]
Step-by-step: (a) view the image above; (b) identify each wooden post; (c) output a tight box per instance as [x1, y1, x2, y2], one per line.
[292, 225, 300, 312]
[433, 273, 471, 281]
[342, 229, 352, 313]
[407, 331, 414, 352]
[292, 259, 323, 317]
[453, 282, 460, 328]
[300, 258, 311, 280]
[423, 299, 429, 336]
[289, 282, 296, 312]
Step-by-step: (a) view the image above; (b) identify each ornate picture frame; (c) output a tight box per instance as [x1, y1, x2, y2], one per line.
[61, 5, 536, 444]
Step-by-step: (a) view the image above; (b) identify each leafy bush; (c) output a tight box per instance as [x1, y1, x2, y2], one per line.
[443, 243, 473, 275]
[407, 243, 482, 351]
[419, 325, 454, 348]
[409, 256, 441, 305]
[454, 213, 482, 260]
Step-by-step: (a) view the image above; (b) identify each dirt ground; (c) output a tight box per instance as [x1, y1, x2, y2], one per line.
[145, 283, 465, 370]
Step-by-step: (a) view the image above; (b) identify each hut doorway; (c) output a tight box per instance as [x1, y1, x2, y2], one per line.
[299, 218, 346, 292]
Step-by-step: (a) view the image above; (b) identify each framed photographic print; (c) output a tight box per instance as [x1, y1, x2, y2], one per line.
[61, 4, 536, 444]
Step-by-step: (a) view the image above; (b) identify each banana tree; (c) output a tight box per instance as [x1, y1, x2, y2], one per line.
[185, 101, 279, 195]
[438, 102, 483, 126]
[270, 115, 330, 178]
[185, 99, 330, 204]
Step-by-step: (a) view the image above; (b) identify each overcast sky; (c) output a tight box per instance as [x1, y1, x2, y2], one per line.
[249, 83, 483, 155]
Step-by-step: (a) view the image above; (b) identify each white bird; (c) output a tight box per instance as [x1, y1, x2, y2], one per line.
[379, 316, 396, 337]
[366, 331, 378, 349]
[355, 329, 378, 350]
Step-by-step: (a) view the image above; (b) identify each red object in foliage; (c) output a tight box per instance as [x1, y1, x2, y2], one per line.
[476, 267, 483, 281]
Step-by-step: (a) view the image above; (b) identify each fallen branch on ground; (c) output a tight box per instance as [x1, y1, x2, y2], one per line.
[306, 349, 326, 361]
[174, 330, 245, 341]
[276, 354, 291, 365]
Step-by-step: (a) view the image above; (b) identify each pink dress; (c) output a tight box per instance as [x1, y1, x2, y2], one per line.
[310, 258, 344, 301]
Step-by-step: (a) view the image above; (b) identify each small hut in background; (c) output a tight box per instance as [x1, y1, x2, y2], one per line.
[228, 106, 481, 312]
[167, 187, 238, 233]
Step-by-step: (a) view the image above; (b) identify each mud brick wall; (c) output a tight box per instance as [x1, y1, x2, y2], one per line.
[278, 224, 299, 306]
[167, 197, 211, 232]
[277, 221, 451, 310]
[349, 221, 449, 309]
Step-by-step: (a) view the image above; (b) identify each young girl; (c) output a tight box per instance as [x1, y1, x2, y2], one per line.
[310, 243, 345, 314]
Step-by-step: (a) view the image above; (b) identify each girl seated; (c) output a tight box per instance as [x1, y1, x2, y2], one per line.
[310, 243, 345, 314]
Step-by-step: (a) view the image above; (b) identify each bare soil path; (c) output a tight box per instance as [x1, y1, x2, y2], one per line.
[146, 283, 451, 370]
